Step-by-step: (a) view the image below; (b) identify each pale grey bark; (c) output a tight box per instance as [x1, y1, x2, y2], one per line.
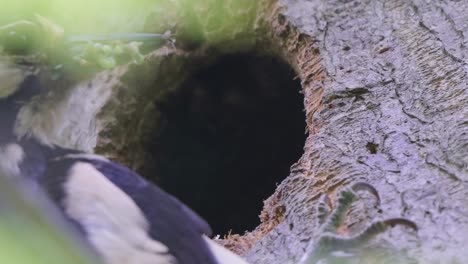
[244, 0, 468, 263]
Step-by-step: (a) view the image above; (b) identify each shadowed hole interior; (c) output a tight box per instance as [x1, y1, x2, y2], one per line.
[146, 54, 306, 235]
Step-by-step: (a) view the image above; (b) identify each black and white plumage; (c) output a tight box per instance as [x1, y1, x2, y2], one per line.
[42, 154, 239, 264]
[0, 63, 249, 264]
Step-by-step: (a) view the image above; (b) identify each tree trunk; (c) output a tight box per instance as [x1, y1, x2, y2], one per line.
[241, 0, 468, 263]
[21, 0, 468, 263]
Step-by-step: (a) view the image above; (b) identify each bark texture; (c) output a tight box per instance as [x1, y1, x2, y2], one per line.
[22, 0, 468, 263]
[242, 0, 468, 263]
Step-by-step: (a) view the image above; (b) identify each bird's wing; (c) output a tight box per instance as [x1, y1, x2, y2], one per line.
[88, 157, 220, 264]
[41, 154, 220, 264]
[88, 157, 250, 264]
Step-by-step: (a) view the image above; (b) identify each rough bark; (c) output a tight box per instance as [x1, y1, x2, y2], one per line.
[23, 0, 468, 263]
[242, 0, 468, 263]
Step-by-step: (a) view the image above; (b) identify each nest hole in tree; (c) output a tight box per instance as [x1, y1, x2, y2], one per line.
[145, 53, 306, 235]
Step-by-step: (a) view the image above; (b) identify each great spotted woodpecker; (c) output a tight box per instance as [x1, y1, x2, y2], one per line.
[0, 59, 248, 264]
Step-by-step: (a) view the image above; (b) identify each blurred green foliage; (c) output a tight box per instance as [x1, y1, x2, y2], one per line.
[0, 0, 259, 76]
[0, 174, 99, 264]
[0, 0, 157, 34]
[0, 0, 258, 48]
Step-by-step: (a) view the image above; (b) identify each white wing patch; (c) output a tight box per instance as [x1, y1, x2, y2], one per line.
[0, 143, 25, 178]
[63, 162, 176, 264]
[203, 235, 250, 264]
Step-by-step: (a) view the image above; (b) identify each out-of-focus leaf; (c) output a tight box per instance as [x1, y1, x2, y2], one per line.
[0, 174, 100, 264]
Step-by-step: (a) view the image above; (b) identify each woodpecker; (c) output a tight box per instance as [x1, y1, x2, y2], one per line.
[0, 57, 249, 264]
